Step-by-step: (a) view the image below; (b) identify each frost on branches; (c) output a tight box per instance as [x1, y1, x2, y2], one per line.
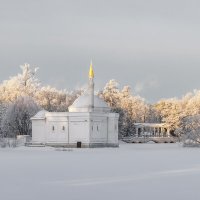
[0, 103, 8, 136]
[1, 96, 40, 138]
[0, 64, 81, 112]
[99, 80, 200, 138]
[180, 115, 200, 145]
[153, 90, 200, 138]
[99, 80, 152, 137]
[0, 64, 83, 138]
[35, 86, 82, 112]
[0, 63, 40, 103]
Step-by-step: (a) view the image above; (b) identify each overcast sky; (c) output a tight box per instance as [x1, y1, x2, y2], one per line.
[0, 0, 200, 102]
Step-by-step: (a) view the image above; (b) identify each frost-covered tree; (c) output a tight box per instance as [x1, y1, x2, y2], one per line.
[99, 80, 150, 137]
[35, 87, 83, 112]
[154, 99, 183, 130]
[0, 103, 8, 136]
[1, 96, 40, 138]
[153, 90, 200, 135]
[119, 87, 149, 136]
[184, 90, 200, 116]
[100, 79, 120, 108]
[0, 63, 40, 103]
[19, 63, 39, 88]
[0, 63, 83, 113]
[180, 115, 200, 145]
[36, 86, 68, 112]
[145, 105, 161, 123]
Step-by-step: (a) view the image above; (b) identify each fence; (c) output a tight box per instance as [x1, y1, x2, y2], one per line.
[0, 135, 31, 148]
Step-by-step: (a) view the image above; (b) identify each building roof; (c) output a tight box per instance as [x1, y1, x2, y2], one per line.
[31, 110, 48, 120]
[134, 123, 169, 128]
[68, 94, 110, 113]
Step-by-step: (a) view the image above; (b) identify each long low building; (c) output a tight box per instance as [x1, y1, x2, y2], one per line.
[134, 123, 172, 137]
[122, 123, 178, 144]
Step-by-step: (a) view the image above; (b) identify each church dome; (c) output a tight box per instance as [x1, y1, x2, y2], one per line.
[69, 94, 110, 113]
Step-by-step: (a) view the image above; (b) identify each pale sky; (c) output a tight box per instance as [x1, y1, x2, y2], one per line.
[0, 0, 200, 102]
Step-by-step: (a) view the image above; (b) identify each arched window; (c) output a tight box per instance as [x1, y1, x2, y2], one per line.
[52, 126, 55, 131]
[62, 126, 65, 131]
[97, 125, 99, 131]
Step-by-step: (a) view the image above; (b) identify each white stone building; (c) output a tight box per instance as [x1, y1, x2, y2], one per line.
[31, 63, 119, 148]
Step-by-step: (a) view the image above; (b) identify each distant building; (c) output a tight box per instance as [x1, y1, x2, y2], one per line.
[31, 63, 119, 148]
[123, 123, 178, 143]
[134, 123, 171, 137]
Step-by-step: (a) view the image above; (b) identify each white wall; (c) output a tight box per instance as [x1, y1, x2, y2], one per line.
[107, 113, 119, 144]
[45, 114, 90, 144]
[90, 116, 108, 143]
[47, 121, 68, 143]
[89, 113, 119, 145]
[32, 112, 119, 146]
[32, 120, 46, 143]
[69, 118, 90, 144]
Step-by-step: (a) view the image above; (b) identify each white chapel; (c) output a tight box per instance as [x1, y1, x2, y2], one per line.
[31, 63, 119, 148]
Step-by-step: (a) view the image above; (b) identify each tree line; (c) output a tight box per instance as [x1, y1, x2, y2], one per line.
[0, 64, 200, 144]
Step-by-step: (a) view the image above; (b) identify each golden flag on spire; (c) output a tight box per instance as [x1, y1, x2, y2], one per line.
[89, 61, 94, 79]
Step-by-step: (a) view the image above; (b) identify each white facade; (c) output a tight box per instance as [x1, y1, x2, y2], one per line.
[31, 64, 119, 148]
[32, 111, 119, 147]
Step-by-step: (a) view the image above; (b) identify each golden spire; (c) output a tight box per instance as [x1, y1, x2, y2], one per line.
[89, 61, 94, 79]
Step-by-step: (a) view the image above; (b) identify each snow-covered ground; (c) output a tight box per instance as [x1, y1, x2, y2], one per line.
[0, 143, 200, 200]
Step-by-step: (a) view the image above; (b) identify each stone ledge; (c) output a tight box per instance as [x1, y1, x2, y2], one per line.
[26, 142, 119, 148]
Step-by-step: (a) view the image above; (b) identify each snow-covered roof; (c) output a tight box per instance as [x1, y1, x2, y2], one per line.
[134, 123, 169, 128]
[69, 94, 110, 113]
[31, 110, 48, 120]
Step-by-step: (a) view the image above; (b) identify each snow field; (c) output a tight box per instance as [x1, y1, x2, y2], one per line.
[0, 143, 200, 200]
